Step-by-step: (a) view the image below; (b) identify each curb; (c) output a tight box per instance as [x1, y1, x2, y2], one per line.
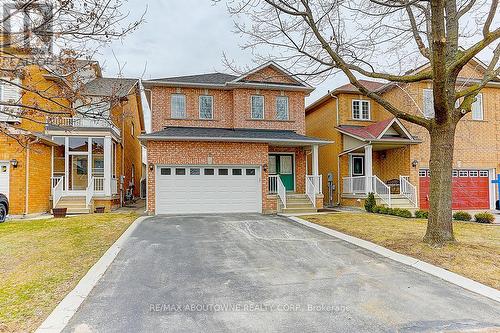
[36, 215, 150, 333]
[287, 215, 500, 303]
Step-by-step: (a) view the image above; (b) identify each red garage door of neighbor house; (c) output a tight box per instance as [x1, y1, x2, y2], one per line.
[419, 169, 490, 210]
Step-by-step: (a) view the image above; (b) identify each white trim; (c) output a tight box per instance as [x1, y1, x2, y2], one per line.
[230, 61, 312, 88]
[376, 118, 414, 140]
[351, 99, 371, 120]
[287, 216, 500, 304]
[489, 169, 496, 210]
[198, 95, 214, 120]
[0, 161, 10, 200]
[250, 95, 265, 119]
[349, 154, 365, 177]
[139, 135, 330, 145]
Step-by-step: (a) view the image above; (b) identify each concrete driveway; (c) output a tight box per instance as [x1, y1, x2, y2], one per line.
[64, 214, 500, 333]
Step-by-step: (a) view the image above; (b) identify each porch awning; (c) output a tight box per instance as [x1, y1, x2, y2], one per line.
[336, 118, 421, 145]
[139, 126, 332, 146]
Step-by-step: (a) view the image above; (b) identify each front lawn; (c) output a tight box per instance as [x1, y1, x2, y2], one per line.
[302, 213, 500, 290]
[0, 213, 138, 332]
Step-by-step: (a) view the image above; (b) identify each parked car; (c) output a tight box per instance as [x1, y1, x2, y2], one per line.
[0, 194, 8, 223]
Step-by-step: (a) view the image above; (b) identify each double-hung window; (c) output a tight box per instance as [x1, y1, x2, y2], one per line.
[352, 100, 370, 120]
[276, 96, 289, 120]
[423, 89, 435, 118]
[199, 95, 213, 119]
[471, 93, 483, 121]
[251, 95, 264, 119]
[171, 94, 186, 119]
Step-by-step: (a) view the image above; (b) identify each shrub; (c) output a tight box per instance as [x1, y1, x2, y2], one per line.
[474, 212, 495, 224]
[378, 206, 389, 214]
[453, 211, 472, 221]
[372, 205, 381, 214]
[415, 210, 429, 219]
[364, 193, 376, 213]
[385, 208, 394, 215]
[393, 208, 413, 218]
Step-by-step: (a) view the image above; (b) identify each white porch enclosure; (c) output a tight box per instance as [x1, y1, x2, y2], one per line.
[51, 135, 118, 207]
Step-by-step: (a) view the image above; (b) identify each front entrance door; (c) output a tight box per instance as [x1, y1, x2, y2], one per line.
[269, 154, 294, 191]
[351, 155, 365, 176]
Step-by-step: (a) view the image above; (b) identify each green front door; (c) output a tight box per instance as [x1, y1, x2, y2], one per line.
[269, 154, 294, 191]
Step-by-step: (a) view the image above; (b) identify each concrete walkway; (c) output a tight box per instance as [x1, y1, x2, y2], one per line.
[63, 214, 500, 333]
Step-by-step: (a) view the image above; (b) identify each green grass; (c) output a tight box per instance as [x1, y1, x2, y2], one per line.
[303, 212, 500, 290]
[0, 213, 138, 332]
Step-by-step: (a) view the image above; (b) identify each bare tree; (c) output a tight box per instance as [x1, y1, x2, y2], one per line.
[222, 0, 500, 246]
[0, 0, 144, 126]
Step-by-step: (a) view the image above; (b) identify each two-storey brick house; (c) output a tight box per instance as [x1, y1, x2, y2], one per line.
[306, 59, 499, 211]
[0, 52, 145, 216]
[141, 62, 328, 214]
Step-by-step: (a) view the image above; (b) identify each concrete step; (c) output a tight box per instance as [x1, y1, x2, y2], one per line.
[58, 196, 86, 201]
[286, 194, 309, 199]
[285, 202, 315, 209]
[66, 208, 91, 214]
[285, 199, 314, 205]
[281, 207, 318, 214]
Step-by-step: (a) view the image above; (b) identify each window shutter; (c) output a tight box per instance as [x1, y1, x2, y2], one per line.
[423, 89, 434, 118]
[0, 79, 21, 122]
[471, 93, 483, 120]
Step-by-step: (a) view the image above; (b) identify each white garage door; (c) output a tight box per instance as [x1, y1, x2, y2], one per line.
[155, 166, 261, 214]
[0, 162, 9, 200]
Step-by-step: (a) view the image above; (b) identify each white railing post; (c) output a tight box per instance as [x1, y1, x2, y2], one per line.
[51, 177, 64, 207]
[268, 175, 278, 194]
[399, 175, 418, 208]
[86, 177, 94, 209]
[276, 177, 287, 208]
[372, 176, 391, 207]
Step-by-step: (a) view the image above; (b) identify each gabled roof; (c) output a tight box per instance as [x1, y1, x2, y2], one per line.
[148, 73, 238, 85]
[143, 61, 314, 92]
[306, 79, 387, 113]
[336, 118, 419, 143]
[82, 78, 139, 98]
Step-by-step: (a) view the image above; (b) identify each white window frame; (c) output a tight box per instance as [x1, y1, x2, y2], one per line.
[0, 77, 22, 122]
[171, 94, 186, 119]
[351, 155, 365, 176]
[452, 170, 458, 177]
[419, 170, 427, 177]
[352, 100, 370, 120]
[469, 170, 479, 177]
[199, 95, 214, 119]
[459, 170, 468, 177]
[423, 89, 435, 119]
[251, 95, 265, 119]
[479, 170, 489, 177]
[276, 96, 289, 120]
[471, 93, 483, 121]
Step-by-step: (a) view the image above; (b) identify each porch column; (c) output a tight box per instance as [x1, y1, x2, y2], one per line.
[312, 144, 320, 192]
[104, 136, 112, 197]
[364, 145, 373, 193]
[312, 144, 319, 177]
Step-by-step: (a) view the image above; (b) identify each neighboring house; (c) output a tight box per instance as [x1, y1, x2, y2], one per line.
[0, 57, 144, 215]
[140, 62, 329, 215]
[305, 58, 499, 211]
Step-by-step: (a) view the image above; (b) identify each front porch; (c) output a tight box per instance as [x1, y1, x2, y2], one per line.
[50, 135, 121, 213]
[267, 144, 323, 213]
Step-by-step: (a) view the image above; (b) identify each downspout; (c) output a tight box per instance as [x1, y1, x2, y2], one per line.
[330, 93, 339, 126]
[336, 142, 371, 205]
[121, 101, 125, 207]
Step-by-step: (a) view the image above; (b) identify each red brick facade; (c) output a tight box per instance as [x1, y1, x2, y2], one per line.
[144, 64, 316, 214]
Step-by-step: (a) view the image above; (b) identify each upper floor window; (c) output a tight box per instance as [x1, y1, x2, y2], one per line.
[276, 96, 289, 120]
[352, 100, 370, 120]
[0, 78, 22, 122]
[171, 94, 186, 119]
[423, 89, 435, 118]
[471, 93, 483, 121]
[251, 95, 264, 119]
[199, 95, 213, 119]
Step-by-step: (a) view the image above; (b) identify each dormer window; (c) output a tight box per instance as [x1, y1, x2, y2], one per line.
[171, 94, 186, 119]
[352, 100, 370, 120]
[251, 95, 264, 119]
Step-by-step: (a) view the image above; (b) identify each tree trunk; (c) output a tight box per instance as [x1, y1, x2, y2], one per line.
[423, 122, 457, 246]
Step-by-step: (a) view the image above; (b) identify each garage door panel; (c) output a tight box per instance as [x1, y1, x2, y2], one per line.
[156, 166, 261, 214]
[419, 169, 490, 210]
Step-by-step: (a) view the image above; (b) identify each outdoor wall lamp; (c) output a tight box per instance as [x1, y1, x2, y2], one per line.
[10, 159, 18, 168]
[263, 164, 268, 172]
[412, 160, 419, 168]
[149, 163, 154, 171]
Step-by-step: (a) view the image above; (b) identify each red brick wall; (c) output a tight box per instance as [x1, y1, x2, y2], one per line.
[150, 87, 306, 134]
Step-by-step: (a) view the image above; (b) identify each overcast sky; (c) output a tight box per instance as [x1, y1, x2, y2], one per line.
[96, 0, 346, 108]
